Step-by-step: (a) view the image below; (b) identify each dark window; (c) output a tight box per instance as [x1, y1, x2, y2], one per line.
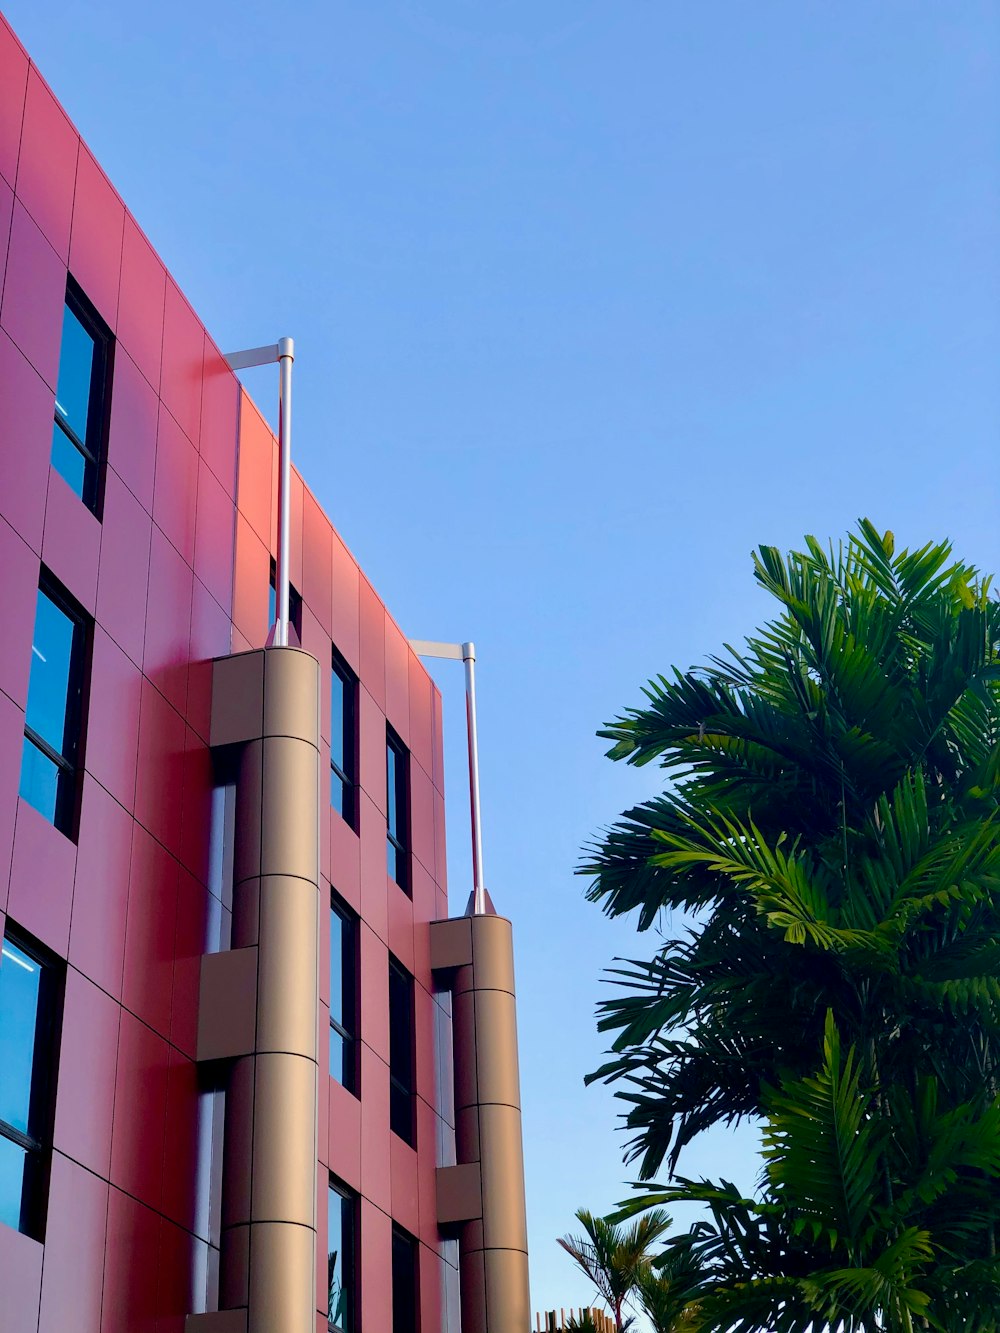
[268, 557, 302, 645]
[51, 279, 111, 511]
[386, 728, 410, 894]
[391, 1225, 419, 1333]
[328, 1178, 357, 1333]
[389, 956, 415, 1146]
[330, 894, 359, 1096]
[19, 577, 88, 835]
[0, 927, 61, 1240]
[331, 648, 358, 827]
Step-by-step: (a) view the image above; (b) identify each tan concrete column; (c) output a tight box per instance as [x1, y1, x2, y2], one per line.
[431, 913, 531, 1333]
[189, 647, 320, 1333]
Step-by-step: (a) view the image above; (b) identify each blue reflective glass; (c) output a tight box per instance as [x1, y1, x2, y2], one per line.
[330, 908, 344, 1030]
[54, 302, 96, 443]
[25, 590, 77, 757]
[331, 672, 345, 774]
[0, 939, 42, 1136]
[386, 837, 398, 882]
[267, 581, 276, 634]
[50, 421, 86, 500]
[0, 1134, 27, 1232]
[18, 736, 60, 823]
[386, 743, 398, 836]
[328, 1185, 354, 1332]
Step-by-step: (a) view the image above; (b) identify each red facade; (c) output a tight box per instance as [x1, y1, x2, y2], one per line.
[0, 12, 455, 1330]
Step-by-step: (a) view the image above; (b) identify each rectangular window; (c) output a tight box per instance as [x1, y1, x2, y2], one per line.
[391, 1225, 419, 1333]
[386, 727, 410, 895]
[388, 956, 415, 1146]
[19, 577, 88, 836]
[51, 278, 112, 512]
[268, 557, 303, 645]
[327, 1178, 357, 1333]
[331, 648, 358, 827]
[0, 927, 61, 1240]
[330, 894, 359, 1096]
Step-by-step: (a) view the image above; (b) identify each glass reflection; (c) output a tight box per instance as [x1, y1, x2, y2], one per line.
[0, 939, 42, 1137]
[328, 1183, 354, 1332]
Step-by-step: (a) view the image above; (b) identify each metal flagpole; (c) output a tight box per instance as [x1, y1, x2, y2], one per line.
[224, 337, 295, 647]
[410, 638, 487, 914]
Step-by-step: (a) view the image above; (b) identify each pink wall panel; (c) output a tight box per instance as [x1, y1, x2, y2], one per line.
[69, 146, 124, 332]
[328, 809, 361, 913]
[359, 1200, 392, 1333]
[38, 1152, 109, 1333]
[117, 214, 165, 392]
[0, 17, 28, 189]
[387, 878, 415, 974]
[8, 797, 76, 955]
[359, 578, 386, 709]
[160, 280, 203, 446]
[384, 618, 411, 746]
[0, 513, 38, 711]
[0, 328, 52, 553]
[0, 1218, 42, 1333]
[171, 865, 210, 1059]
[330, 531, 361, 672]
[85, 626, 143, 812]
[302, 491, 333, 636]
[0, 168, 12, 304]
[70, 775, 133, 999]
[1, 199, 65, 389]
[102, 1187, 161, 1333]
[134, 677, 186, 852]
[327, 1077, 362, 1190]
[110, 1011, 169, 1212]
[235, 392, 272, 543]
[143, 525, 194, 717]
[359, 1045, 392, 1214]
[408, 655, 435, 781]
[154, 405, 199, 568]
[42, 465, 102, 614]
[358, 792, 389, 945]
[53, 968, 120, 1177]
[200, 338, 238, 495]
[358, 685, 387, 816]
[123, 822, 179, 1039]
[0, 690, 20, 912]
[15, 66, 77, 260]
[410, 758, 436, 880]
[97, 467, 153, 669]
[390, 1132, 420, 1237]
[359, 923, 390, 1064]
[107, 345, 158, 512]
[194, 458, 236, 616]
[232, 513, 269, 649]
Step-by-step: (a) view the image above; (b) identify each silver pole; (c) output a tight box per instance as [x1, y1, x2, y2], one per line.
[462, 641, 486, 915]
[275, 336, 295, 647]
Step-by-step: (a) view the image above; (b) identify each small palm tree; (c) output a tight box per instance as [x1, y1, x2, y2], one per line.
[557, 1207, 673, 1332]
[635, 1250, 702, 1333]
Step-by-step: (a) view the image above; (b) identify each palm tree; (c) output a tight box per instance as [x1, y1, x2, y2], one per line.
[584, 523, 1000, 1329]
[557, 1207, 673, 1331]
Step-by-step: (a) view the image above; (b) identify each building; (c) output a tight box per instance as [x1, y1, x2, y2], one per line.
[0, 9, 529, 1331]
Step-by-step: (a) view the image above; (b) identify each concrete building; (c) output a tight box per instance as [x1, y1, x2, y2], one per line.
[0, 9, 529, 1331]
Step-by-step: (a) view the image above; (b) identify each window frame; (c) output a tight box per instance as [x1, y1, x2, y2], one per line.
[386, 726, 411, 896]
[327, 1176, 358, 1333]
[51, 276, 113, 514]
[388, 954, 416, 1147]
[329, 892, 360, 1098]
[0, 925, 63, 1242]
[268, 557, 303, 645]
[330, 647, 358, 829]
[20, 573, 90, 838]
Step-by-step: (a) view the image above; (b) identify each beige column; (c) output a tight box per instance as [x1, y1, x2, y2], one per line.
[431, 913, 531, 1333]
[188, 647, 320, 1333]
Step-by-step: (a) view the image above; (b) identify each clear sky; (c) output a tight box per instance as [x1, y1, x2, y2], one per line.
[7, 0, 1000, 1322]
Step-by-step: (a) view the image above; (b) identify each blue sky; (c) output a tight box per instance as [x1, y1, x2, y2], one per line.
[8, 0, 1000, 1321]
